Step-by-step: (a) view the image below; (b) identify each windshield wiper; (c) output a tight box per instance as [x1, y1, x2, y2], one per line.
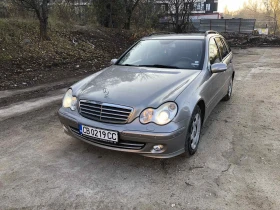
[139, 64, 179, 69]
[117, 64, 179, 69]
[118, 64, 139, 67]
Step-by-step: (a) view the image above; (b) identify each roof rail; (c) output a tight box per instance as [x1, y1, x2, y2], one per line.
[148, 31, 176, 36]
[205, 30, 219, 36]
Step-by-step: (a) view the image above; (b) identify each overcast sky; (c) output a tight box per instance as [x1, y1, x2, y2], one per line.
[218, 0, 247, 12]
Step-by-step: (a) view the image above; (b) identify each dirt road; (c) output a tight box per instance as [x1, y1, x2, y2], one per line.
[0, 48, 280, 209]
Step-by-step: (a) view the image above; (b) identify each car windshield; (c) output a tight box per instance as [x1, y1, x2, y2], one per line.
[117, 39, 205, 70]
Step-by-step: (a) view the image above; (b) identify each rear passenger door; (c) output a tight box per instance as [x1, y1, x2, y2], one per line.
[221, 37, 234, 81]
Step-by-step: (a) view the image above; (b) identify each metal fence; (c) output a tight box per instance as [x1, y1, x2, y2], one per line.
[192, 19, 256, 34]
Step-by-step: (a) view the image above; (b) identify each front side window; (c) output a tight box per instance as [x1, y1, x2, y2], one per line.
[117, 39, 205, 70]
[209, 39, 221, 65]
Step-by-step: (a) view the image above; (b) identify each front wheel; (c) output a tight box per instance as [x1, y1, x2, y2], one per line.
[185, 106, 202, 157]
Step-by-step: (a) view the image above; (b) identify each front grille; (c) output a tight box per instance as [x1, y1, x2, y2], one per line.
[79, 100, 133, 124]
[69, 127, 145, 150]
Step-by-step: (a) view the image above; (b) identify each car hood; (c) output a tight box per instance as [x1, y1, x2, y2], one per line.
[74, 65, 200, 108]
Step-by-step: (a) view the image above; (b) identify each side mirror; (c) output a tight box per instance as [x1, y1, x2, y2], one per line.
[211, 63, 227, 73]
[110, 59, 118, 65]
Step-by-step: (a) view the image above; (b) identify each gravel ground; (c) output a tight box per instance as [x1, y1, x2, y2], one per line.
[0, 48, 280, 210]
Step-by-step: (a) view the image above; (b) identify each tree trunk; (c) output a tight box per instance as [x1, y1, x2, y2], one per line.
[124, 10, 132, 29]
[175, 6, 179, 33]
[39, 18, 50, 41]
[123, 0, 140, 30]
[39, 0, 50, 41]
[274, 13, 278, 35]
[186, 13, 190, 32]
[109, 1, 113, 28]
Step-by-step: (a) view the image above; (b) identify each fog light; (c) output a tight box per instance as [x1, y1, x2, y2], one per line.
[153, 145, 164, 152]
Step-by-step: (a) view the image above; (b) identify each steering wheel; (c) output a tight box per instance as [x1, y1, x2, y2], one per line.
[176, 57, 193, 63]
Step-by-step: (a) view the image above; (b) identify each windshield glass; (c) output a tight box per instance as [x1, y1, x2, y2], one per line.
[117, 39, 205, 70]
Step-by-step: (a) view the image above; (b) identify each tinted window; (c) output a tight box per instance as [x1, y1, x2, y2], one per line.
[209, 39, 221, 65]
[222, 38, 231, 53]
[117, 39, 205, 70]
[215, 37, 228, 59]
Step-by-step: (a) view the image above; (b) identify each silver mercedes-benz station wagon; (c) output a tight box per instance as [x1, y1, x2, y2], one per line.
[58, 31, 235, 158]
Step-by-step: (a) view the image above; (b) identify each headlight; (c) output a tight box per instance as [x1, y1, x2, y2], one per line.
[140, 102, 178, 125]
[62, 89, 77, 110]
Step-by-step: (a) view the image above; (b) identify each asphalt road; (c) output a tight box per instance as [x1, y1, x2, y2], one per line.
[0, 48, 280, 210]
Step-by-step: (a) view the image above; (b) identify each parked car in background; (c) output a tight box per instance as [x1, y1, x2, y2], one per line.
[58, 31, 235, 158]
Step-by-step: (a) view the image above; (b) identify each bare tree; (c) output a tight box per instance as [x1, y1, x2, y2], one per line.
[132, 0, 159, 29]
[162, 0, 197, 33]
[234, 0, 262, 19]
[94, 0, 140, 29]
[263, 0, 280, 34]
[123, 0, 140, 29]
[14, 0, 50, 40]
[244, 0, 260, 16]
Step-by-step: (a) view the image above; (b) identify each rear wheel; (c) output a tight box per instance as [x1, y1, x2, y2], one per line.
[222, 77, 233, 101]
[185, 106, 202, 157]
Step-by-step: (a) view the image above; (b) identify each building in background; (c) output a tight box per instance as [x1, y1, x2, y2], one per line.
[191, 0, 220, 19]
[155, 0, 220, 20]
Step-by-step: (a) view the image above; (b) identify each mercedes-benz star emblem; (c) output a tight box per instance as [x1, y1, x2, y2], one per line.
[103, 88, 109, 97]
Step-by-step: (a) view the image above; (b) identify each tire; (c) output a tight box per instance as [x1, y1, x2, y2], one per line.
[185, 105, 202, 157]
[222, 77, 233, 101]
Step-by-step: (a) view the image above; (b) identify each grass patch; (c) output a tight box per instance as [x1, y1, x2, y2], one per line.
[0, 18, 138, 90]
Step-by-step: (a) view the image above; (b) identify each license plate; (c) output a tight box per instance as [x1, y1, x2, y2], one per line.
[79, 125, 118, 143]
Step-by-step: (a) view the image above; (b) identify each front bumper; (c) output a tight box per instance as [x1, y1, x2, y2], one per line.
[58, 108, 189, 158]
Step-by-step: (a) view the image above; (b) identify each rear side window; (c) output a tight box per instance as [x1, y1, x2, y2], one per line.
[209, 39, 221, 65]
[215, 37, 228, 59]
[222, 38, 231, 53]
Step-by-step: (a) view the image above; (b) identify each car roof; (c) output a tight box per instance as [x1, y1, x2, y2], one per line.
[142, 33, 220, 40]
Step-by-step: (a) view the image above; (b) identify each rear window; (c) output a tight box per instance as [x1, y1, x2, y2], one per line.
[117, 39, 205, 70]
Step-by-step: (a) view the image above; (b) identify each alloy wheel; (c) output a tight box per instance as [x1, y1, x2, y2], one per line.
[190, 113, 201, 150]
